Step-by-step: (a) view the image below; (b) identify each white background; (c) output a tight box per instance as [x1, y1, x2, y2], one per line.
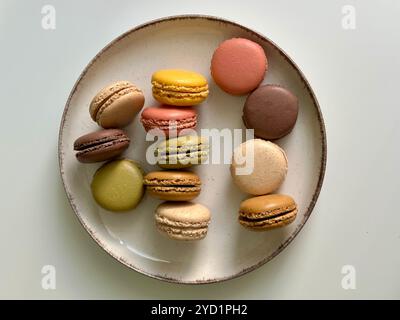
[0, 0, 399, 299]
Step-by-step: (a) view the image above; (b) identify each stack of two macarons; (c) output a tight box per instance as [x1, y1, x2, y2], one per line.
[141, 69, 211, 241]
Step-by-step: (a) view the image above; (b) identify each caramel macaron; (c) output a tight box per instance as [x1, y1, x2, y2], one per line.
[239, 194, 297, 231]
[143, 171, 201, 201]
[89, 81, 144, 128]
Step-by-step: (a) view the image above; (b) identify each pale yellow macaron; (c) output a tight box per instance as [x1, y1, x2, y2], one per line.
[151, 69, 209, 106]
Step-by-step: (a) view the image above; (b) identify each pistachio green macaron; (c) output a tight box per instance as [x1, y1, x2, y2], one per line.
[91, 159, 144, 212]
[156, 135, 209, 169]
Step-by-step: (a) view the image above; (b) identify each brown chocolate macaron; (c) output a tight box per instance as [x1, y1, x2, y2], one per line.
[74, 129, 130, 163]
[243, 85, 299, 140]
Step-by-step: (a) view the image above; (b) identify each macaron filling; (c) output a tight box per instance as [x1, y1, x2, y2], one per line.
[74, 134, 129, 151]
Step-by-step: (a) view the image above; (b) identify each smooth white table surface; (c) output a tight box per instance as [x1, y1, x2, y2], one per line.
[1, 0, 399, 299]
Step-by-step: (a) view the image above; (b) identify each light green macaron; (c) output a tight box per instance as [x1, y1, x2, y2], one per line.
[155, 135, 209, 169]
[91, 159, 144, 212]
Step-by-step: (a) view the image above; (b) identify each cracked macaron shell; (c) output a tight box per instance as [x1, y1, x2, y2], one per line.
[239, 194, 297, 231]
[144, 171, 201, 201]
[151, 69, 209, 106]
[89, 81, 145, 128]
[155, 201, 211, 240]
[73, 129, 130, 163]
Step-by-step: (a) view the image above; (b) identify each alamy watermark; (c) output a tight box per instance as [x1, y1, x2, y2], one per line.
[41, 265, 56, 290]
[341, 5, 356, 30]
[41, 5, 56, 30]
[145, 126, 255, 175]
[341, 265, 356, 290]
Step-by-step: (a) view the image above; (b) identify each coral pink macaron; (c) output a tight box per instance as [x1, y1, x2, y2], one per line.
[211, 38, 267, 95]
[140, 105, 197, 137]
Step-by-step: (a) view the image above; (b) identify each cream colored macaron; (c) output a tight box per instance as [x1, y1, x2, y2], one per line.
[155, 202, 211, 240]
[230, 139, 288, 195]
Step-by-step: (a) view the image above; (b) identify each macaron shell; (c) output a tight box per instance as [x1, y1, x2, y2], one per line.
[91, 159, 144, 211]
[239, 194, 296, 218]
[211, 38, 267, 95]
[74, 129, 127, 149]
[89, 81, 133, 120]
[141, 106, 197, 120]
[239, 208, 297, 231]
[243, 85, 299, 140]
[156, 224, 208, 240]
[230, 139, 288, 195]
[152, 89, 208, 106]
[97, 89, 144, 128]
[76, 140, 129, 163]
[147, 186, 200, 201]
[152, 69, 208, 90]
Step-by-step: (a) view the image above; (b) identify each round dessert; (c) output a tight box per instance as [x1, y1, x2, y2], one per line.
[230, 139, 288, 195]
[151, 69, 209, 106]
[143, 171, 201, 201]
[91, 159, 144, 211]
[140, 106, 197, 137]
[89, 81, 145, 128]
[243, 85, 299, 140]
[155, 202, 211, 240]
[239, 194, 297, 231]
[156, 135, 209, 169]
[73, 129, 130, 163]
[211, 38, 267, 95]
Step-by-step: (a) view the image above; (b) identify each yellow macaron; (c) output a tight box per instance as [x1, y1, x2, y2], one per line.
[151, 69, 209, 106]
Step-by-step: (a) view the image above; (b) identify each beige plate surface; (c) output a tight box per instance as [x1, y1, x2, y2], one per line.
[59, 15, 326, 284]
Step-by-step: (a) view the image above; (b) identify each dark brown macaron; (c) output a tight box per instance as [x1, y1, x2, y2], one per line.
[243, 85, 299, 140]
[73, 129, 130, 163]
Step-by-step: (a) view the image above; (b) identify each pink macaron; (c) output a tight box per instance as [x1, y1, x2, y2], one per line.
[140, 105, 197, 137]
[211, 38, 267, 95]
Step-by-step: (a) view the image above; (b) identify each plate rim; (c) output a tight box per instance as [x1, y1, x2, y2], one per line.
[58, 14, 327, 284]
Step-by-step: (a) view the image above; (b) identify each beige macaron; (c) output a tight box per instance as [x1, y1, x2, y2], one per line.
[230, 139, 288, 195]
[155, 202, 211, 240]
[89, 81, 144, 128]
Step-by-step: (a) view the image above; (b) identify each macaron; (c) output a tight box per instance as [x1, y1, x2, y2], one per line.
[73, 129, 130, 163]
[140, 106, 197, 137]
[143, 171, 201, 201]
[151, 69, 209, 106]
[239, 194, 297, 231]
[155, 135, 209, 169]
[91, 159, 144, 212]
[89, 81, 144, 128]
[230, 139, 288, 195]
[155, 202, 211, 240]
[211, 38, 267, 95]
[243, 85, 299, 140]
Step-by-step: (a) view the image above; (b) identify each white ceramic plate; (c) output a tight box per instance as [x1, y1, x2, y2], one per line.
[59, 15, 326, 284]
